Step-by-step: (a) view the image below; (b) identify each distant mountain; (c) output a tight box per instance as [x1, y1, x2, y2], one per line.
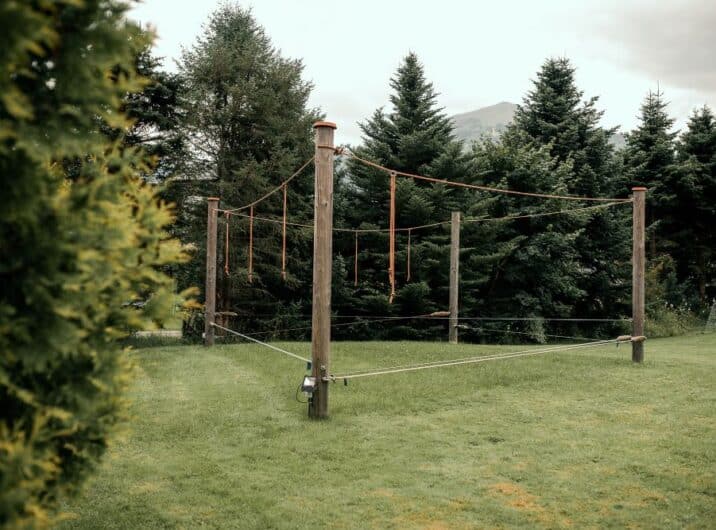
[609, 131, 626, 150]
[451, 102, 517, 143]
[451, 101, 626, 149]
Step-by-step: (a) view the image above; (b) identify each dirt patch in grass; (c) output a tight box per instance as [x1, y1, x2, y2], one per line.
[490, 481, 572, 527]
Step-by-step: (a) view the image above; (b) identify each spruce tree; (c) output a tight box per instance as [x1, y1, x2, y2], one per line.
[469, 134, 589, 340]
[338, 53, 479, 337]
[501, 58, 630, 330]
[175, 4, 318, 337]
[660, 106, 716, 304]
[123, 46, 186, 182]
[623, 90, 677, 257]
[0, 1, 186, 526]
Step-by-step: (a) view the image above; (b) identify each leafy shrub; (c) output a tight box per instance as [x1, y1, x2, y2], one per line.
[645, 257, 703, 337]
[0, 1, 188, 527]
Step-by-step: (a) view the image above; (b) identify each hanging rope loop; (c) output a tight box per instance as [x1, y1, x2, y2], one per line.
[281, 183, 288, 281]
[248, 205, 254, 283]
[224, 212, 230, 276]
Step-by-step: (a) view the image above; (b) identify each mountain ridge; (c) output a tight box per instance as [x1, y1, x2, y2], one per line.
[451, 101, 625, 148]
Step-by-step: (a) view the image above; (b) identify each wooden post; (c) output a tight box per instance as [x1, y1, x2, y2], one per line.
[449, 211, 460, 344]
[632, 187, 646, 362]
[204, 197, 220, 346]
[309, 121, 336, 419]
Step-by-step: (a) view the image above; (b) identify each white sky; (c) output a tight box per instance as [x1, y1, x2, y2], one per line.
[130, 0, 716, 145]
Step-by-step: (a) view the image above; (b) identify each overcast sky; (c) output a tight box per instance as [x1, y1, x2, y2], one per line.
[130, 0, 716, 145]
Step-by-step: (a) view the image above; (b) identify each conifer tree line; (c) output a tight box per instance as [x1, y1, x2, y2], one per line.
[136, 4, 714, 342]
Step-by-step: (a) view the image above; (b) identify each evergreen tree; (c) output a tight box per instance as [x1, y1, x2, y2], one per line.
[123, 46, 186, 182]
[501, 58, 630, 328]
[660, 106, 716, 304]
[0, 1, 187, 526]
[337, 53, 479, 337]
[175, 4, 318, 337]
[623, 89, 677, 256]
[469, 134, 591, 340]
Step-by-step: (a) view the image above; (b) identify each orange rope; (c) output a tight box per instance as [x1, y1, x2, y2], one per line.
[406, 228, 411, 282]
[389, 172, 396, 303]
[281, 184, 287, 281]
[354, 232, 359, 287]
[222, 157, 314, 213]
[226, 201, 628, 233]
[345, 150, 631, 203]
[248, 205, 254, 283]
[224, 212, 230, 276]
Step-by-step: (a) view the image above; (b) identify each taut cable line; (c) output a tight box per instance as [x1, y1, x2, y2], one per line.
[211, 322, 310, 364]
[331, 337, 640, 382]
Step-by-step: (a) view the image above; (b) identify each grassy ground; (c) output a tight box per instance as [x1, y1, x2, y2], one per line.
[59, 334, 716, 529]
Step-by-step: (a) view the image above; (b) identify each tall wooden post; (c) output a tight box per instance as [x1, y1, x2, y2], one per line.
[632, 187, 646, 362]
[204, 197, 220, 346]
[309, 121, 336, 419]
[449, 211, 460, 344]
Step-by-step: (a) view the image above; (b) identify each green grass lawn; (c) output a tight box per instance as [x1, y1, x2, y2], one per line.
[59, 334, 716, 529]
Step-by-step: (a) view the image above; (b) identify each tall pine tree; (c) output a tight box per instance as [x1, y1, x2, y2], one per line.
[175, 4, 319, 337]
[337, 53, 479, 338]
[623, 89, 677, 257]
[123, 46, 186, 182]
[498, 58, 630, 331]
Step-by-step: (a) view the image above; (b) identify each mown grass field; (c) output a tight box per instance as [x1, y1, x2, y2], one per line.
[60, 334, 715, 529]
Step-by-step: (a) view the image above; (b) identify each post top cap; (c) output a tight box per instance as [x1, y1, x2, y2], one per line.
[207, 197, 220, 201]
[631, 186, 647, 191]
[313, 121, 337, 129]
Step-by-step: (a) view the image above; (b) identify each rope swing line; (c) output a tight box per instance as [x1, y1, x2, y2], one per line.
[343, 149, 633, 203]
[225, 200, 630, 234]
[212, 150, 632, 290]
[214, 150, 631, 231]
[219, 156, 315, 214]
[226, 200, 627, 290]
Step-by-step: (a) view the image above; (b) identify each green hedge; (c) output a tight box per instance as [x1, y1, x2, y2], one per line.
[0, 1, 189, 527]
